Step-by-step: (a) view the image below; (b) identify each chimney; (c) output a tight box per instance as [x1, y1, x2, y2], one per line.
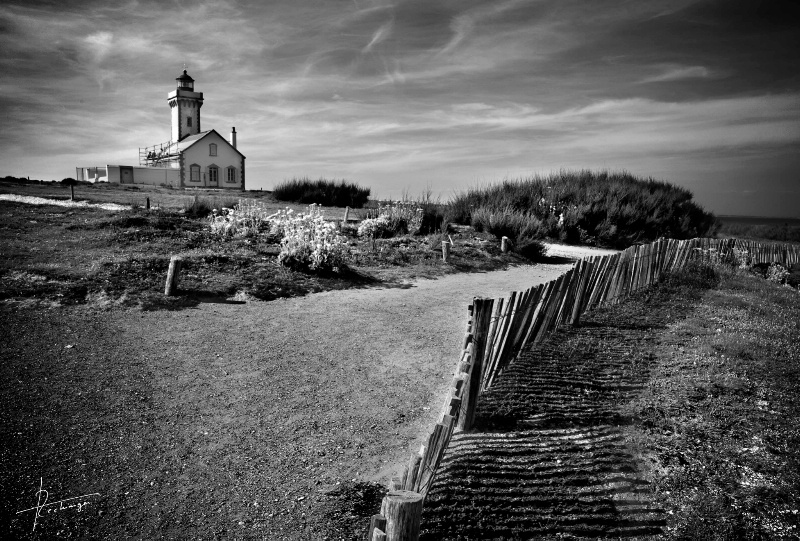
[230, 127, 237, 149]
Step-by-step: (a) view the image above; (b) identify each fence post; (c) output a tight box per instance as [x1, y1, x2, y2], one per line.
[146, 196, 150, 210]
[501, 236, 509, 253]
[442, 241, 451, 262]
[70, 184, 74, 201]
[382, 490, 423, 541]
[164, 256, 182, 296]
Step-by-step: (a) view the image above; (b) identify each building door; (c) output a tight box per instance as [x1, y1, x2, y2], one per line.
[208, 166, 218, 187]
[120, 166, 134, 184]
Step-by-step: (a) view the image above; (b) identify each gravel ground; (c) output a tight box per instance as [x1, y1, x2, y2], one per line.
[1, 249, 609, 540]
[0, 193, 129, 211]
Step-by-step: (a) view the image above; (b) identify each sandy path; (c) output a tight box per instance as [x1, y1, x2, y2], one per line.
[120, 246, 614, 534]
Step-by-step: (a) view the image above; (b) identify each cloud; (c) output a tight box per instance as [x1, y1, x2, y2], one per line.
[640, 65, 713, 83]
[2, 0, 800, 216]
[362, 20, 394, 53]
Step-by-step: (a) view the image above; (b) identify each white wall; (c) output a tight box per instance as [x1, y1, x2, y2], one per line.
[129, 167, 181, 187]
[107, 165, 121, 183]
[181, 131, 244, 189]
[103, 165, 180, 187]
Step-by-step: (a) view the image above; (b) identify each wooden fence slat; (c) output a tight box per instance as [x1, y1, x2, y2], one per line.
[520, 280, 553, 347]
[556, 260, 582, 325]
[458, 298, 493, 431]
[536, 271, 571, 341]
[415, 414, 455, 496]
[591, 253, 618, 307]
[403, 453, 421, 491]
[571, 258, 595, 325]
[487, 291, 517, 377]
[491, 290, 526, 378]
[606, 251, 626, 303]
[507, 285, 542, 361]
[582, 256, 606, 309]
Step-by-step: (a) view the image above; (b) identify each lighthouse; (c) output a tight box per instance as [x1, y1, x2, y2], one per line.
[168, 70, 204, 142]
[77, 68, 245, 190]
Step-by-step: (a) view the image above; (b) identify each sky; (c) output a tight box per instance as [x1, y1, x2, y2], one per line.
[1, 0, 799, 217]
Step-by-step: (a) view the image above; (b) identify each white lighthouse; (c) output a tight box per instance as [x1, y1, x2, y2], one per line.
[168, 70, 204, 142]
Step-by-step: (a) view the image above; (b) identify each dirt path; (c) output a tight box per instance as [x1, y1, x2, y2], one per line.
[2, 245, 614, 540]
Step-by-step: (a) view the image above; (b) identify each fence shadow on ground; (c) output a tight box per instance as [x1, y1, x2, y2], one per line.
[421, 310, 671, 539]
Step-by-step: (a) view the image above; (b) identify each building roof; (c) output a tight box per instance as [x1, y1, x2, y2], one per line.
[177, 129, 245, 158]
[177, 69, 194, 83]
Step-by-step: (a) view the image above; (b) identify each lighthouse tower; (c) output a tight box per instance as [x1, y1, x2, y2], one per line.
[167, 70, 203, 142]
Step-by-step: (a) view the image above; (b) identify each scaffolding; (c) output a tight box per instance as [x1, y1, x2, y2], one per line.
[139, 139, 180, 167]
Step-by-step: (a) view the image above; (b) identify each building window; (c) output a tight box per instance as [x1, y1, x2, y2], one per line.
[226, 167, 237, 183]
[208, 165, 218, 184]
[187, 116, 192, 127]
[190, 164, 200, 182]
[209, 143, 217, 156]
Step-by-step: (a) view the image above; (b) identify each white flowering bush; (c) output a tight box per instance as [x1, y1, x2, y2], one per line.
[357, 216, 391, 238]
[209, 199, 278, 238]
[358, 201, 423, 239]
[273, 204, 349, 271]
[766, 263, 790, 284]
[732, 248, 751, 270]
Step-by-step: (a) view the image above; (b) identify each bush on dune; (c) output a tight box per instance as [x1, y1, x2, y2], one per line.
[449, 170, 716, 249]
[273, 177, 370, 208]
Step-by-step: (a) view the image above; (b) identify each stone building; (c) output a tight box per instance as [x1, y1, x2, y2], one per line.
[76, 70, 245, 189]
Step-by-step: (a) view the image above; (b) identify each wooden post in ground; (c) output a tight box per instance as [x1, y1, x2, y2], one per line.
[442, 241, 451, 262]
[146, 197, 150, 210]
[501, 236, 509, 253]
[164, 256, 182, 296]
[366, 515, 387, 541]
[70, 184, 74, 201]
[381, 490, 423, 541]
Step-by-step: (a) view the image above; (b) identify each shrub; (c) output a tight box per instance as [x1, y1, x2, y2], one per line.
[515, 238, 547, 260]
[357, 216, 392, 239]
[358, 201, 424, 239]
[272, 204, 349, 271]
[273, 177, 371, 208]
[209, 199, 277, 238]
[766, 263, 790, 284]
[449, 170, 716, 249]
[185, 195, 238, 218]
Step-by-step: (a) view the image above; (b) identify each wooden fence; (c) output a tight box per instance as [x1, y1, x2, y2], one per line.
[363, 236, 799, 541]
